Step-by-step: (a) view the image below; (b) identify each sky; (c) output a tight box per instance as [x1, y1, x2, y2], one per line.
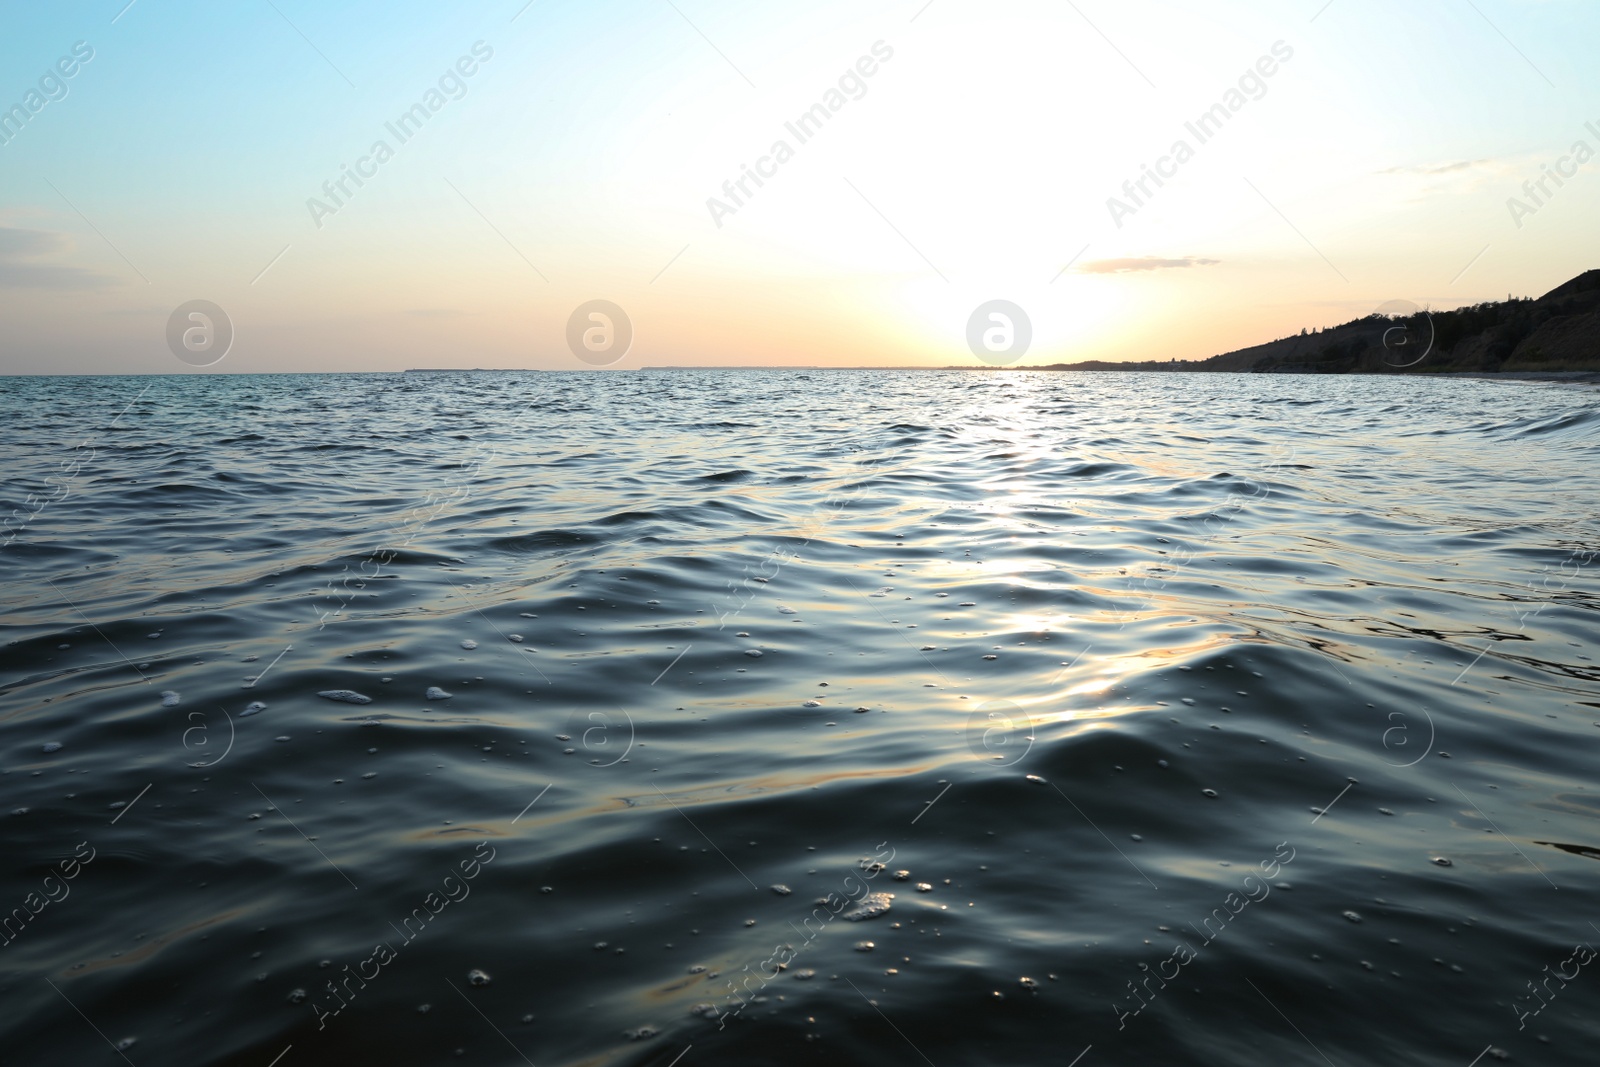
[1, 0, 1598, 373]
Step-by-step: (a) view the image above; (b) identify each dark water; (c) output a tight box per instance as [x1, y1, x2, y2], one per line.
[2, 370, 1598, 1067]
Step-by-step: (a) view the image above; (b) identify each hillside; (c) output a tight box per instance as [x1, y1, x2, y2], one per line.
[1037, 270, 1600, 373]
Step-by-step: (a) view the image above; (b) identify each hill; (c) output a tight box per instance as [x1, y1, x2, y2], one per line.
[1036, 270, 1600, 373]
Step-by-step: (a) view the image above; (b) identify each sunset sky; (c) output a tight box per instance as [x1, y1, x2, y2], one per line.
[1, 0, 1597, 373]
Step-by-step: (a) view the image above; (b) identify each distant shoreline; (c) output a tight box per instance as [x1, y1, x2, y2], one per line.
[394, 366, 1600, 383]
[633, 367, 1600, 383]
[3, 367, 1594, 381]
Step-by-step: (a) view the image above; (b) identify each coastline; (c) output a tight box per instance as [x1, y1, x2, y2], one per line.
[1431, 370, 1600, 387]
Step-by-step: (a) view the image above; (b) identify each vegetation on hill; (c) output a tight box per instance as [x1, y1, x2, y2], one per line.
[1036, 270, 1600, 373]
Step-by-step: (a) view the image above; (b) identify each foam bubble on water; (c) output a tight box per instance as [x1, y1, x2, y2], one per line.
[843, 892, 894, 921]
[318, 690, 372, 704]
[160, 691, 180, 707]
[426, 687, 452, 700]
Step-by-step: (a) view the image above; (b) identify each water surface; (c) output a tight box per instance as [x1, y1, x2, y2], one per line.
[2, 370, 1598, 1066]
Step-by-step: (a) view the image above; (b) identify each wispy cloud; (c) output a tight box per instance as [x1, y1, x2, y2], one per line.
[1378, 159, 1494, 176]
[0, 228, 69, 257]
[1372, 156, 1515, 205]
[1078, 256, 1220, 275]
[0, 264, 118, 290]
[0, 227, 117, 290]
[100, 304, 174, 317]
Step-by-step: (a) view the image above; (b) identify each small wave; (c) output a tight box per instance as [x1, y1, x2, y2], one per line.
[487, 529, 603, 553]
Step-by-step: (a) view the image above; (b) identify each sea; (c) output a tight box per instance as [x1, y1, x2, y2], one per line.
[2, 369, 1598, 1067]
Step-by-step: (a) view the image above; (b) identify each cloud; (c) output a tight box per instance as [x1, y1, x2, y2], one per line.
[1378, 159, 1494, 176]
[1077, 256, 1221, 275]
[0, 227, 117, 290]
[0, 264, 117, 290]
[0, 228, 68, 257]
[101, 305, 174, 317]
[1372, 157, 1514, 205]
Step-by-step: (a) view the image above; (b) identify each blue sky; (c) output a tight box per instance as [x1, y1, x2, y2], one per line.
[2, 0, 1598, 372]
